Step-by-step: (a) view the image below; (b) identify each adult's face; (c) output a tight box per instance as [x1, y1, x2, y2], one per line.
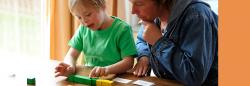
[129, 0, 160, 22]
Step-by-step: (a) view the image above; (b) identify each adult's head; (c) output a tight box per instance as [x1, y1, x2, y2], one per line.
[129, 0, 174, 22]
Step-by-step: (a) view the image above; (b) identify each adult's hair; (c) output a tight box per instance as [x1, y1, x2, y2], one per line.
[155, 0, 174, 10]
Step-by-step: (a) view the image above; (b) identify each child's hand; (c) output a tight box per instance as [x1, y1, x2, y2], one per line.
[55, 62, 75, 77]
[89, 67, 108, 78]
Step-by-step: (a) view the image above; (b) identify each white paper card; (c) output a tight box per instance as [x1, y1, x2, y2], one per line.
[133, 80, 155, 86]
[113, 77, 132, 84]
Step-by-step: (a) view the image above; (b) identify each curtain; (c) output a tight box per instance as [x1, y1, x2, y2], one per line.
[48, 0, 119, 61]
[48, 0, 78, 61]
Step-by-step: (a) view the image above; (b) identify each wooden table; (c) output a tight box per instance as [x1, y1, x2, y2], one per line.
[54, 62, 182, 86]
[16, 60, 182, 86]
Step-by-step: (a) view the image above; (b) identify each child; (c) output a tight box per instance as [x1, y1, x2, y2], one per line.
[55, 0, 137, 78]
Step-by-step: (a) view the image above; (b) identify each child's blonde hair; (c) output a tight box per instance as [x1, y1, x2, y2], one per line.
[69, 0, 106, 12]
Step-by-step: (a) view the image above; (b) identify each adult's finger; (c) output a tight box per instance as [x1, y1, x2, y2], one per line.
[133, 64, 139, 75]
[129, 65, 136, 73]
[142, 64, 148, 76]
[133, 63, 143, 76]
[136, 64, 144, 77]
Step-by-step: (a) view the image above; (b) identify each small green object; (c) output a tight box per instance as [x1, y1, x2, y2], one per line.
[27, 78, 35, 85]
[91, 78, 98, 86]
[67, 75, 92, 85]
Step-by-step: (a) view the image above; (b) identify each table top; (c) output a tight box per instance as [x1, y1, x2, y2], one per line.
[8, 60, 182, 86]
[55, 62, 182, 86]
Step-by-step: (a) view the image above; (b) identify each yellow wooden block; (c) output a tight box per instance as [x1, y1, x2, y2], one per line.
[107, 81, 113, 86]
[101, 80, 106, 86]
[96, 80, 102, 86]
[102, 80, 107, 86]
[96, 79, 113, 86]
[102, 80, 113, 86]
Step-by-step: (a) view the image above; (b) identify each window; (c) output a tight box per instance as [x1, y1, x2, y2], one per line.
[1, 0, 49, 85]
[204, 0, 218, 14]
[0, 0, 48, 59]
[0, 0, 49, 83]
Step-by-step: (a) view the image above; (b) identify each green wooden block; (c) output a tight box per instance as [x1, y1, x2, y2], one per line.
[67, 75, 74, 81]
[27, 78, 35, 85]
[91, 78, 98, 86]
[67, 75, 92, 85]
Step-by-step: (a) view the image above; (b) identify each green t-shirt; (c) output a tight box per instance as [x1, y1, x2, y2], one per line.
[69, 16, 137, 67]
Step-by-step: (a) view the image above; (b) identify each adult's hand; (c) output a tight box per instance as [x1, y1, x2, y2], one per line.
[132, 56, 149, 77]
[142, 21, 162, 45]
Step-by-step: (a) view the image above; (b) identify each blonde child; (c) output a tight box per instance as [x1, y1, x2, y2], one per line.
[55, 0, 137, 78]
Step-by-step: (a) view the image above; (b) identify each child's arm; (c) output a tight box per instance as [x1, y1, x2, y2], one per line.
[106, 56, 134, 74]
[89, 56, 134, 77]
[55, 47, 81, 77]
[63, 47, 81, 67]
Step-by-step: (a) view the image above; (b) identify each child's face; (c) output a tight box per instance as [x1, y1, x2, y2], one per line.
[72, 5, 105, 30]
